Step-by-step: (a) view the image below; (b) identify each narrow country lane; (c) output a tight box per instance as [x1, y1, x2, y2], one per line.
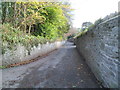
[2, 42, 100, 88]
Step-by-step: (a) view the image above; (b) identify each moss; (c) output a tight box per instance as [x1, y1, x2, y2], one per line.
[0, 66, 6, 69]
[75, 28, 89, 39]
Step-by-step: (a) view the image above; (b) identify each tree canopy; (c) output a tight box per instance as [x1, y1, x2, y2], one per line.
[1, 1, 72, 39]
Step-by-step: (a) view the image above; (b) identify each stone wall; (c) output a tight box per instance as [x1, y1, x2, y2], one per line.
[75, 15, 119, 88]
[1, 41, 66, 66]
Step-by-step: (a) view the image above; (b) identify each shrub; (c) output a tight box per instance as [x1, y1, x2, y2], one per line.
[1, 23, 53, 54]
[94, 18, 103, 25]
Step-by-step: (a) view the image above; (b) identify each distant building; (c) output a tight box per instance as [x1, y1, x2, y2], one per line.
[81, 22, 93, 30]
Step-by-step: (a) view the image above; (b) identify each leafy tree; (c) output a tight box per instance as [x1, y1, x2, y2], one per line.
[1, 0, 72, 44]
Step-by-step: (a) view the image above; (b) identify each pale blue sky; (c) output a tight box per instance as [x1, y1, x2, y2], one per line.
[69, 0, 119, 28]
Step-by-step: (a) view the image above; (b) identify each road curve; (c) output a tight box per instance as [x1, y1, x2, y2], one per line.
[2, 42, 100, 88]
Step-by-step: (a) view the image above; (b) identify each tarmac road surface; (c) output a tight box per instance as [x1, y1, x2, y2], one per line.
[2, 42, 100, 88]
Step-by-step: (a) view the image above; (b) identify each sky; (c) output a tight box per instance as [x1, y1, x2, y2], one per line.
[69, 0, 119, 28]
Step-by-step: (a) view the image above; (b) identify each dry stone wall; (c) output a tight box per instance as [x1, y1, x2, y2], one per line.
[75, 15, 120, 88]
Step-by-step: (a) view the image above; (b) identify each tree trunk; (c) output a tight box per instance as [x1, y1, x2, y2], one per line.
[14, 2, 16, 28]
[29, 25, 31, 35]
[1, 2, 7, 24]
[24, 4, 27, 33]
